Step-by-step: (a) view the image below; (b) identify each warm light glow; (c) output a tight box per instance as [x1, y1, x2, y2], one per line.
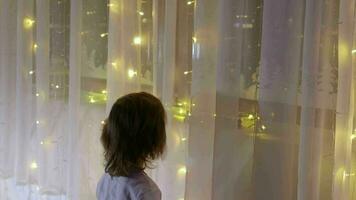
[342, 171, 355, 181]
[33, 44, 38, 50]
[352, 49, 356, 54]
[133, 36, 142, 45]
[213, 113, 217, 117]
[36, 120, 40, 124]
[101, 120, 105, 125]
[30, 161, 38, 169]
[138, 11, 144, 16]
[55, 85, 60, 89]
[179, 108, 184, 114]
[29, 70, 34, 75]
[36, 93, 39, 97]
[261, 125, 266, 130]
[89, 97, 96, 103]
[178, 166, 187, 175]
[248, 114, 254, 120]
[102, 90, 107, 94]
[339, 42, 349, 63]
[184, 71, 192, 75]
[111, 62, 117, 69]
[107, 3, 119, 13]
[181, 137, 187, 141]
[128, 69, 137, 78]
[351, 134, 356, 140]
[344, 172, 355, 177]
[192, 37, 197, 43]
[100, 33, 108, 37]
[23, 18, 35, 29]
[40, 141, 44, 145]
[187, 1, 194, 5]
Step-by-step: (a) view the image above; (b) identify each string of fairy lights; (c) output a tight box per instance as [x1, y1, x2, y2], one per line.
[13, 0, 356, 199]
[24, 12, 272, 197]
[24, 0, 356, 198]
[24, 0, 270, 183]
[23, 1, 196, 198]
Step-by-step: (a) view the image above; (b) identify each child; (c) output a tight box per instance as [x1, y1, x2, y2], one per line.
[97, 92, 166, 200]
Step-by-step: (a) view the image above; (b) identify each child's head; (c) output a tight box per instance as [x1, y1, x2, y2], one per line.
[101, 92, 166, 176]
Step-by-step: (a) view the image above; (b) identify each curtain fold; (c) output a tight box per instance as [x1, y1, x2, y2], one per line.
[15, 0, 35, 185]
[333, 0, 356, 199]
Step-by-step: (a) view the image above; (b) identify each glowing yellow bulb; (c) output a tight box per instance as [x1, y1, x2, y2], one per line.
[30, 161, 38, 169]
[179, 108, 184, 114]
[23, 18, 35, 29]
[133, 36, 142, 45]
[192, 37, 197, 43]
[100, 33, 108, 37]
[248, 114, 254, 120]
[184, 71, 192, 75]
[101, 120, 105, 125]
[102, 90, 107, 94]
[351, 134, 356, 140]
[55, 85, 60, 89]
[111, 62, 118, 69]
[261, 125, 266, 130]
[128, 69, 137, 78]
[36, 93, 39, 97]
[29, 70, 34, 75]
[181, 137, 187, 141]
[352, 49, 356, 54]
[138, 11, 144, 16]
[187, 1, 194, 5]
[178, 166, 187, 175]
[108, 3, 119, 13]
[33, 44, 38, 51]
[89, 97, 96, 103]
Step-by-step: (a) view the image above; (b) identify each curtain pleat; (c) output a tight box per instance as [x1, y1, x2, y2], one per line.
[15, 0, 35, 185]
[67, 0, 83, 199]
[333, 0, 356, 199]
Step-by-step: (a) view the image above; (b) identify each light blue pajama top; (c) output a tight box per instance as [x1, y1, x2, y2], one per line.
[96, 172, 161, 200]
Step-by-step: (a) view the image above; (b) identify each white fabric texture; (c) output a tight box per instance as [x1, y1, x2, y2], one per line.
[96, 172, 161, 200]
[1, 0, 356, 200]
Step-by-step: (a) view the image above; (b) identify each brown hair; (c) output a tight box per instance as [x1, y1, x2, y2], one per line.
[101, 92, 166, 176]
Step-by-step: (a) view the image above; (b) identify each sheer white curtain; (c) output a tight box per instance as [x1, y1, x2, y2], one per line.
[1, 0, 356, 200]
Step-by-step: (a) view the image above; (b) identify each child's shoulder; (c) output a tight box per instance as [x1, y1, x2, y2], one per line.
[97, 172, 161, 200]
